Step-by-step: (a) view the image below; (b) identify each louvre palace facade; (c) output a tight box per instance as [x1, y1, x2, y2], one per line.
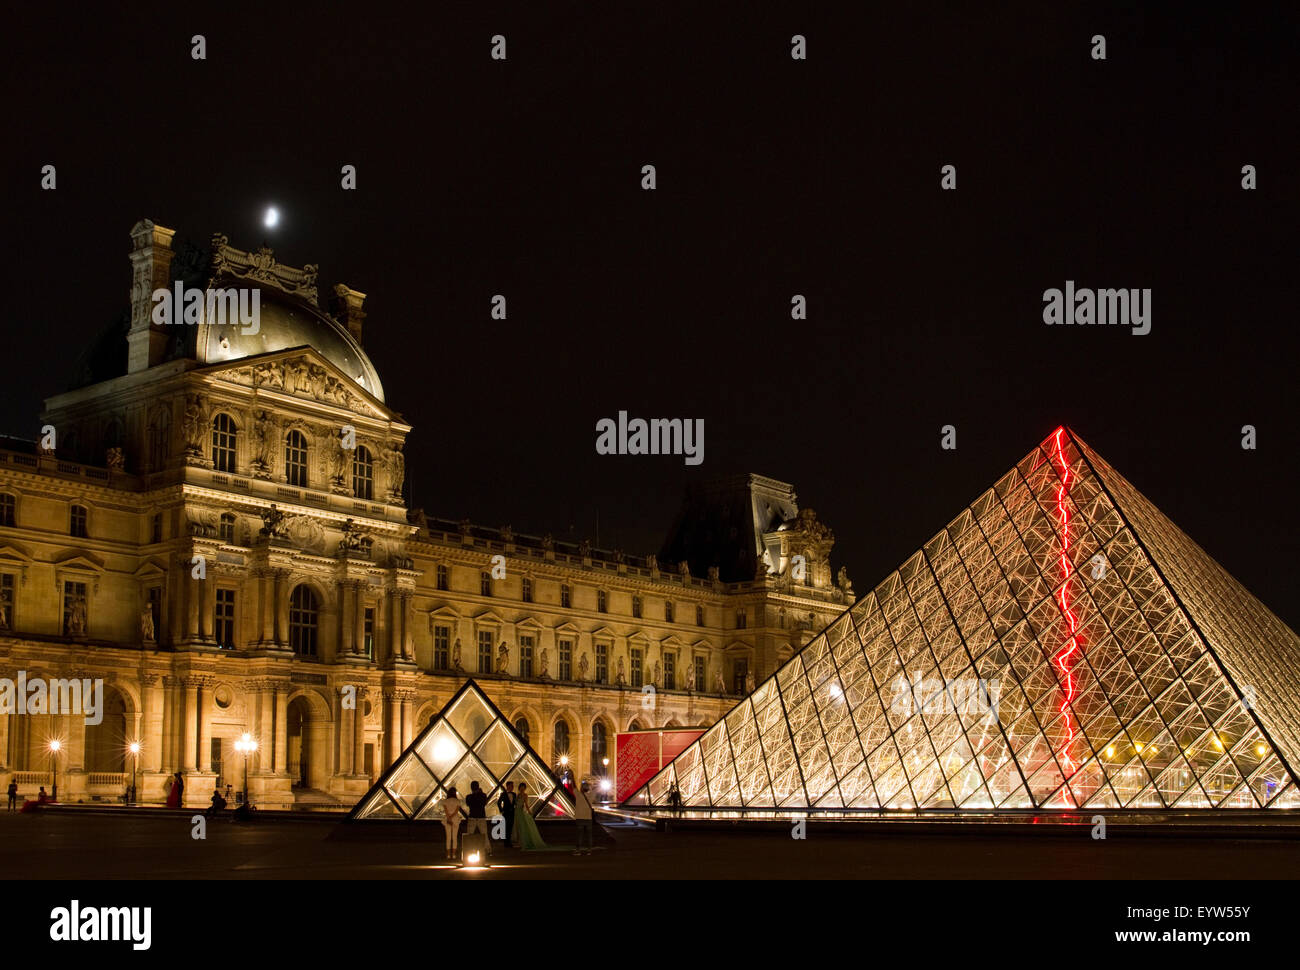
[0, 219, 855, 809]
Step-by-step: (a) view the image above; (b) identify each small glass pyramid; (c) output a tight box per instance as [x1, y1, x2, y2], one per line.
[629, 428, 1300, 812]
[350, 679, 576, 820]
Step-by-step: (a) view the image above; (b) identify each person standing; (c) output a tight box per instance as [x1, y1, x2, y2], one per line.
[464, 781, 490, 856]
[572, 780, 595, 855]
[6, 778, 17, 812]
[513, 782, 548, 850]
[437, 786, 464, 860]
[497, 781, 516, 847]
[166, 772, 183, 808]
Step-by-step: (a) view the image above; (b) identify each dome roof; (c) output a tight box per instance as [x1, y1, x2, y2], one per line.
[192, 286, 384, 402]
[68, 233, 385, 403]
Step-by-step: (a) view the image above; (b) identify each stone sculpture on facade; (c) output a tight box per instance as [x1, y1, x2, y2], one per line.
[616, 656, 626, 686]
[259, 503, 288, 539]
[539, 648, 550, 679]
[578, 652, 589, 680]
[496, 641, 510, 674]
[141, 607, 155, 642]
[452, 639, 463, 671]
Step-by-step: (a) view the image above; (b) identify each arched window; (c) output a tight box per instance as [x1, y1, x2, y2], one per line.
[591, 721, 608, 774]
[288, 585, 319, 656]
[69, 504, 88, 538]
[219, 513, 236, 543]
[0, 493, 15, 528]
[628, 719, 643, 731]
[513, 717, 530, 745]
[285, 431, 308, 487]
[211, 413, 236, 472]
[553, 719, 570, 761]
[352, 445, 374, 500]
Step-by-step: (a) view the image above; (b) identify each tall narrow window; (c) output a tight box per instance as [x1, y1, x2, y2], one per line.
[664, 652, 676, 690]
[553, 720, 570, 761]
[558, 638, 573, 680]
[514, 717, 530, 745]
[433, 624, 450, 670]
[480, 572, 492, 597]
[632, 595, 642, 618]
[521, 577, 533, 602]
[736, 608, 747, 630]
[630, 648, 643, 688]
[694, 655, 706, 692]
[62, 580, 88, 637]
[363, 607, 375, 659]
[214, 589, 236, 648]
[288, 585, 318, 656]
[696, 604, 704, 627]
[151, 513, 163, 544]
[560, 584, 571, 608]
[285, 431, 308, 487]
[597, 589, 607, 613]
[595, 642, 608, 685]
[219, 513, 235, 543]
[664, 600, 674, 623]
[0, 493, 15, 528]
[519, 635, 535, 677]
[477, 630, 493, 673]
[69, 505, 88, 538]
[591, 722, 608, 775]
[211, 413, 236, 472]
[352, 445, 374, 500]
[436, 564, 449, 591]
[733, 657, 749, 694]
[0, 573, 14, 631]
[147, 586, 161, 642]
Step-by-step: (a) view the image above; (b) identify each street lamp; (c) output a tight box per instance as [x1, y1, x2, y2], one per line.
[234, 733, 257, 806]
[48, 740, 61, 801]
[128, 742, 140, 804]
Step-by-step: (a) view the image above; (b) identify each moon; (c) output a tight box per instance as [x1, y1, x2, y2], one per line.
[263, 206, 279, 228]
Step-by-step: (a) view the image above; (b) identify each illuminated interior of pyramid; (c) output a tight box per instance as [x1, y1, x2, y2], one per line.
[628, 428, 1300, 812]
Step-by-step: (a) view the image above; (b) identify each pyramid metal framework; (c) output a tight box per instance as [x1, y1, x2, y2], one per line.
[350, 679, 576, 820]
[629, 429, 1300, 812]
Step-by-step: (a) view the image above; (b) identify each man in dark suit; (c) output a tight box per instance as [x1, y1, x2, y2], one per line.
[497, 781, 516, 846]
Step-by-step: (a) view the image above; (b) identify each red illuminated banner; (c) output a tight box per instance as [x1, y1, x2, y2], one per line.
[615, 729, 704, 802]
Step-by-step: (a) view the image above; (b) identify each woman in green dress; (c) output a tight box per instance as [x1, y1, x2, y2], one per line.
[513, 782, 548, 850]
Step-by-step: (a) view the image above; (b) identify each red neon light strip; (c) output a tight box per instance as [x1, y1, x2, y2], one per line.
[1051, 428, 1081, 795]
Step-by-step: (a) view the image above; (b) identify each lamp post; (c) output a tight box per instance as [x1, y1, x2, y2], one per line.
[602, 757, 610, 802]
[235, 733, 257, 806]
[128, 742, 140, 804]
[48, 740, 61, 801]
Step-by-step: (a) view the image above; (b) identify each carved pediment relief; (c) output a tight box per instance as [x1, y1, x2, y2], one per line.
[206, 353, 388, 420]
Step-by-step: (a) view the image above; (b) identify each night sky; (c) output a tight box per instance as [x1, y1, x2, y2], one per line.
[4, 3, 1297, 628]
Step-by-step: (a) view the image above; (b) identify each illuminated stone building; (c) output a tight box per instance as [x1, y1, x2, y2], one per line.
[0, 219, 854, 809]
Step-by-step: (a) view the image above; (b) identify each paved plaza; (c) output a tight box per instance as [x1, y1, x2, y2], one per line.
[3, 809, 1297, 879]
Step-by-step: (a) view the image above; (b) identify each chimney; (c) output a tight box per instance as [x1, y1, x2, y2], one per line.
[126, 219, 176, 374]
[331, 284, 367, 345]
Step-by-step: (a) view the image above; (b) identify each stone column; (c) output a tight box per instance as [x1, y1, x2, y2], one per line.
[273, 688, 288, 773]
[273, 571, 287, 645]
[142, 674, 163, 773]
[401, 591, 413, 661]
[353, 584, 366, 657]
[182, 680, 199, 771]
[400, 694, 412, 749]
[382, 693, 399, 767]
[200, 574, 217, 641]
[338, 704, 354, 775]
[353, 690, 366, 776]
[185, 568, 201, 641]
[259, 571, 275, 643]
[0, 713, 9, 769]
[339, 580, 354, 655]
[197, 680, 213, 771]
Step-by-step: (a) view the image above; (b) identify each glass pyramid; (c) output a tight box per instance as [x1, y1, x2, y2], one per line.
[350, 679, 576, 820]
[629, 429, 1300, 812]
